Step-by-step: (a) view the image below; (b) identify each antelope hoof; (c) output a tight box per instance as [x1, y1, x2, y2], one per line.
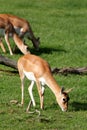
[17, 103, 23, 107]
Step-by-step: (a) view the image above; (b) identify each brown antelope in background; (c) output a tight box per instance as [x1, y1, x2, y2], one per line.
[0, 38, 6, 53]
[17, 53, 72, 112]
[0, 14, 40, 50]
[0, 17, 29, 55]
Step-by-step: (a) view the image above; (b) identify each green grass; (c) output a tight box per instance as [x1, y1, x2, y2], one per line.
[0, 0, 87, 129]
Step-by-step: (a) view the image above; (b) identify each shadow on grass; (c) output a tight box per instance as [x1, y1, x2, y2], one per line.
[44, 102, 59, 111]
[13, 46, 67, 55]
[30, 46, 67, 55]
[71, 101, 87, 111]
[0, 69, 18, 75]
[45, 102, 87, 111]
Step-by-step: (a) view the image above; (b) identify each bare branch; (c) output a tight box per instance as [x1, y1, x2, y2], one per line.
[52, 67, 87, 75]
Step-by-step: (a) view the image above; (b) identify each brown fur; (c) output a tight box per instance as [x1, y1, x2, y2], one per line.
[17, 54, 71, 111]
[0, 17, 29, 55]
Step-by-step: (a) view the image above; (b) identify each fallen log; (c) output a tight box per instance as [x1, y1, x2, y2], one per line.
[52, 67, 87, 75]
[0, 55, 17, 69]
[0, 55, 87, 75]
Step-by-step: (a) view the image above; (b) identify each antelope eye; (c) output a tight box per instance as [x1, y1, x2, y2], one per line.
[63, 97, 70, 102]
[63, 98, 66, 102]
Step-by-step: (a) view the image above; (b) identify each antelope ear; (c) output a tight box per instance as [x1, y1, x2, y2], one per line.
[65, 88, 73, 93]
[61, 87, 65, 94]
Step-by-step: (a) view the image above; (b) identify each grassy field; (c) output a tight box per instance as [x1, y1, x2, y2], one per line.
[0, 0, 87, 129]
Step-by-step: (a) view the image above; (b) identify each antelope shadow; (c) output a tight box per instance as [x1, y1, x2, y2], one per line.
[13, 45, 67, 55]
[31, 46, 67, 55]
[71, 101, 87, 111]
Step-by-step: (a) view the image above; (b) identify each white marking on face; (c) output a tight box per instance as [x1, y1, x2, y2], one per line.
[61, 108, 67, 112]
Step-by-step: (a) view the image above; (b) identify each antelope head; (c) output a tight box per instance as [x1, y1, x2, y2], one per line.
[56, 87, 72, 112]
[32, 37, 40, 50]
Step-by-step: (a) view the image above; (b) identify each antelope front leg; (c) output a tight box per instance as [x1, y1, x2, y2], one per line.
[21, 79, 24, 106]
[36, 79, 44, 109]
[41, 86, 45, 109]
[26, 81, 35, 112]
[5, 33, 13, 55]
[0, 38, 6, 53]
[28, 81, 36, 107]
[26, 100, 32, 112]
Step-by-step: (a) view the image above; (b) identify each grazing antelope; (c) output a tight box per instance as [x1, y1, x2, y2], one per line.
[0, 14, 40, 50]
[0, 17, 29, 55]
[17, 54, 72, 112]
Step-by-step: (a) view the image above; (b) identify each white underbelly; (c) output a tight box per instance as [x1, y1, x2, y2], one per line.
[23, 71, 46, 85]
[23, 71, 36, 81]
